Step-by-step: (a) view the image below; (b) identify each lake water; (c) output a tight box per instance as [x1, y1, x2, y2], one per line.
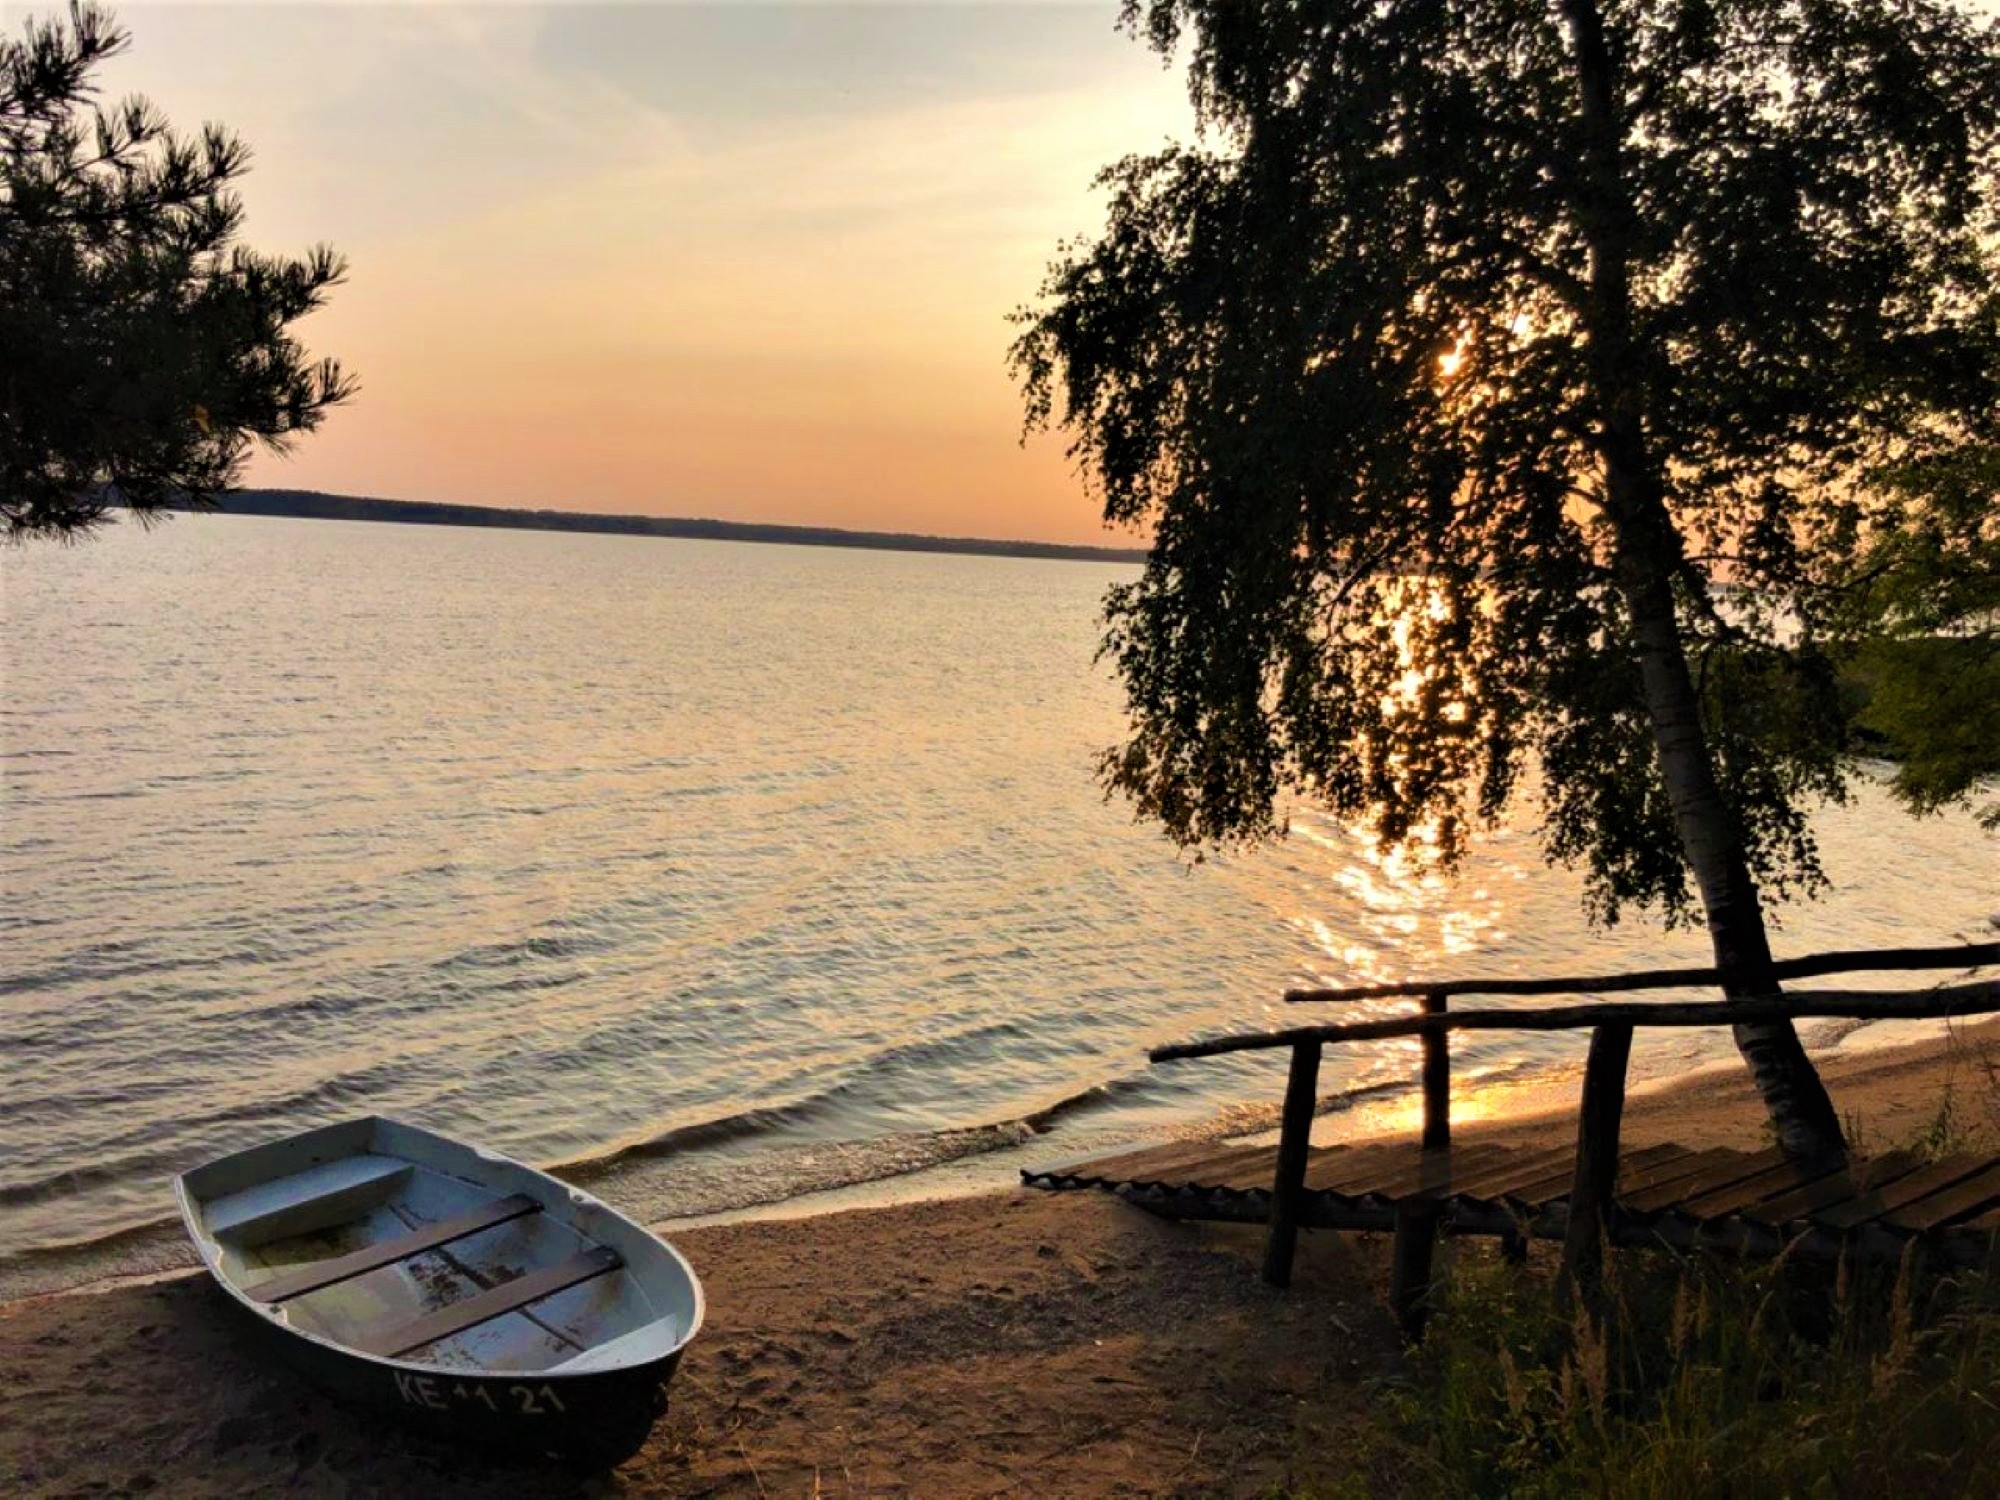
[2, 515, 1993, 1289]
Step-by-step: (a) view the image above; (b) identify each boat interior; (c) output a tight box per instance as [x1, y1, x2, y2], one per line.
[176, 1118, 700, 1375]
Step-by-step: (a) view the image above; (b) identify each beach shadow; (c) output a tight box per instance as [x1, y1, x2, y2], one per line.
[6, 1194, 1402, 1497]
[1, 1272, 637, 1496]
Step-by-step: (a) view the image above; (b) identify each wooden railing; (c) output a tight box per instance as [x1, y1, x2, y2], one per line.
[1148, 941, 1999, 1323]
[1279, 943, 1996, 1004]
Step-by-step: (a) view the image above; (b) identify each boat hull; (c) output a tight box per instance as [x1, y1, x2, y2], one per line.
[226, 1298, 683, 1464]
[174, 1117, 703, 1468]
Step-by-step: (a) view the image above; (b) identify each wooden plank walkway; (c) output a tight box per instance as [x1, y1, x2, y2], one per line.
[1023, 1139, 2000, 1266]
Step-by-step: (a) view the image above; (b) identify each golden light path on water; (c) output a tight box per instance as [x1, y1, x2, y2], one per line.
[1284, 850, 1498, 1141]
[0, 515, 1992, 1295]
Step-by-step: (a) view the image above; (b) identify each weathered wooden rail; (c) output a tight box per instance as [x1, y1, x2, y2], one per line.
[1026, 941, 1999, 1333]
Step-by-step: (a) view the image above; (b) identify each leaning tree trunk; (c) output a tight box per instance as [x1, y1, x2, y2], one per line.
[1558, 0, 1846, 1162]
[1602, 487, 1847, 1162]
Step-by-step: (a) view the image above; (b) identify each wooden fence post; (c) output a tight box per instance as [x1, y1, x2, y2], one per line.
[1558, 1021, 1633, 1315]
[1421, 989, 1450, 1152]
[1262, 1039, 1322, 1288]
[1387, 990, 1453, 1339]
[1390, 1198, 1444, 1340]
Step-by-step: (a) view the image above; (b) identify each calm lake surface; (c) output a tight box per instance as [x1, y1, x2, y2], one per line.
[2, 515, 1993, 1281]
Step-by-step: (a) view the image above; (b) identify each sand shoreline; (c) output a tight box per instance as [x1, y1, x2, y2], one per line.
[4, 1017, 1994, 1496]
[9, 1009, 1975, 1310]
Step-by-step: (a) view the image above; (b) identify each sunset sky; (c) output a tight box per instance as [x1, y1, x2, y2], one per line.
[97, 3, 1195, 545]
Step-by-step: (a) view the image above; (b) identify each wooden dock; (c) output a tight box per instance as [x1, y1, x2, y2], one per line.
[1079, 943, 2000, 1331]
[1023, 1137, 2000, 1268]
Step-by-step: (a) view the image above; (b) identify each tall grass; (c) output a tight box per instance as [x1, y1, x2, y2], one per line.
[1289, 1043, 2000, 1496]
[1357, 1245, 1999, 1497]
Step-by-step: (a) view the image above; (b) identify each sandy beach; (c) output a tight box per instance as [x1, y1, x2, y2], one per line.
[4, 1018, 1994, 1498]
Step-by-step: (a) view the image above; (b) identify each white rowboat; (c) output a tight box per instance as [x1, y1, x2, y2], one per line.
[174, 1116, 703, 1464]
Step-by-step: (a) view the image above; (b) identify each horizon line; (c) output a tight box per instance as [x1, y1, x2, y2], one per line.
[161, 488, 1152, 567]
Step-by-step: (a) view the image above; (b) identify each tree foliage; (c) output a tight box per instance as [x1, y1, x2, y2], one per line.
[1839, 444, 2000, 826]
[1015, 0, 1999, 926]
[1, 3, 352, 541]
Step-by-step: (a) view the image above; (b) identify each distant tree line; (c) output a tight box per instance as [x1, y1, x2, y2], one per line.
[151, 488, 1151, 566]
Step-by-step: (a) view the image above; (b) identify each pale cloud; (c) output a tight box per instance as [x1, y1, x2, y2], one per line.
[78, 3, 1191, 543]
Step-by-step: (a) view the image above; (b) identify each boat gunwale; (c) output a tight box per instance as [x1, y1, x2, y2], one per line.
[172, 1115, 706, 1380]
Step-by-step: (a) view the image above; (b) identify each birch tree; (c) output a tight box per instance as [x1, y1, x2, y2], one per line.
[1015, 0, 2000, 1159]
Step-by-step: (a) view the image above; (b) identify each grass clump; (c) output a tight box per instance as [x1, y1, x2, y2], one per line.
[1362, 1247, 2000, 1498]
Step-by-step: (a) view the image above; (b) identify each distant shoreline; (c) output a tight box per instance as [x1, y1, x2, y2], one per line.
[159, 489, 1151, 566]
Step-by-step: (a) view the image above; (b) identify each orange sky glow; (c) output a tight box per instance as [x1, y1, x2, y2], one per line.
[99, 2, 1195, 545]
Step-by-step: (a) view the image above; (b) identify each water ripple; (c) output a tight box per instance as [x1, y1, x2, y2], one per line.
[2, 514, 1993, 1268]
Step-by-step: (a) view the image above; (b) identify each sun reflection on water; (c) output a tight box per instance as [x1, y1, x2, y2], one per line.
[1283, 805, 1509, 999]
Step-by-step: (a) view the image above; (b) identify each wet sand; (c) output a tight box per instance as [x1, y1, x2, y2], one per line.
[3, 1018, 1993, 1498]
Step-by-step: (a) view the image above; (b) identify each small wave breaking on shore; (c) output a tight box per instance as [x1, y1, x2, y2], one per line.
[0, 1063, 1435, 1303]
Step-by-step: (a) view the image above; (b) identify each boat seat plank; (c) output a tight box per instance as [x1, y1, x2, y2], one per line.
[206, 1155, 414, 1241]
[246, 1194, 543, 1304]
[356, 1246, 624, 1360]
